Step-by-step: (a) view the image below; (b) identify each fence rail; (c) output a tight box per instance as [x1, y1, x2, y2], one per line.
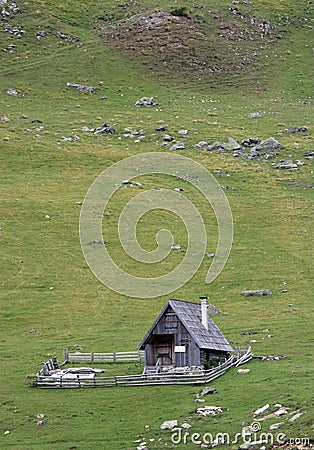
[63, 349, 145, 364]
[31, 347, 252, 389]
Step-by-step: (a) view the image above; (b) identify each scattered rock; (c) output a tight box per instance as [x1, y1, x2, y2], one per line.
[258, 406, 288, 421]
[241, 290, 272, 297]
[197, 387, 218, 398]
[288, 411, 304, 422]
[276, 160, 299, 170]
[137, 444, 148, 450]
[169, 141, 185, 151]
[121, 180, 142, 187]
[37, 414, 45, 419]
[222, 137, 242, 151]
[7, 88, 19, 96]
[160, 419, 178, 430]
[161, 133, 174, 143]
[4, 430, 10, 435]
[248, 112, 263, 118]
[155, 125, 167, 131]
[251, 137, 282, 153]
[284, 126, 308, 134]
[196, 405, 222, 416]
[170, 244, 181, 250]
[269, 422, 284, 430]
[37, 420, 46, 426]
[66, 83, 97, 93]
[181, 422, 192, 429]
[55, 31, 80, 42]
[135, 97, 158, 107]
[82, 123, 115, 134]
[241, 138, 261, 147]
[89, 239, 105, 245]
[194, 140, 209, 148]
[253, 404, 270, 415]
[237, 368, 250, 374]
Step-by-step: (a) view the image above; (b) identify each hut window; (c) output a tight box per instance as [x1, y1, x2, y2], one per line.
[165, 313, 179, 329]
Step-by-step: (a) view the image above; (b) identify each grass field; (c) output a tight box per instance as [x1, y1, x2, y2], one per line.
[0, 0, 313, 448]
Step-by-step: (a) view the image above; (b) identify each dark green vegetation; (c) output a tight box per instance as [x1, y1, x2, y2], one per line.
[0, 0, 313, 448]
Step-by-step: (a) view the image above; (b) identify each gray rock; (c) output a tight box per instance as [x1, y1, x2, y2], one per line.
[288, 411, 303, 422]
[237, 369, 250, 374]
[254, 404, 269, 415]
[194, 140, 209, 148]
[248, 112, 263, 118]
[241, 290, 272, 297]
[241, 138, 261, 147]
[222, 137, 242, 151]
[160, 419, 178, 430]
[251, 137, 283, 153]
[155, 125, 167, 131]
[207, 142, 224, 151]
[135, 97, 158, 107]
[197, 387, 218, 397]
[196, 405, 222, 416]
[276, 160, 298, 170]
[66, 83, 97, 93]
[269, 422, 284, 430]
[169, 141, 185, 151]
[37, 420, 46, 426]
[285, 126, 308, 134]
[7, 88, 19, 96]
[161, 133, 173, 142]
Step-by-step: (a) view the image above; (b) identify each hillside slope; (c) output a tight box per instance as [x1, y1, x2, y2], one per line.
[0, 0, 313, 449]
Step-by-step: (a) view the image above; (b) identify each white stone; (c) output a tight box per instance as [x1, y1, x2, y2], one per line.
[160, 420, 178, 430]
[237, 368, 250, 374]
[253, 404, 270, 415]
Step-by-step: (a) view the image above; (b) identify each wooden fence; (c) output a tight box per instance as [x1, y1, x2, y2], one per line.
[63, 349, 145, 364]
[30, 347, 252, 389]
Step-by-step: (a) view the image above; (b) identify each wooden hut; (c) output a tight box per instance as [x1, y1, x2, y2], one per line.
[138, 298, 234, 373]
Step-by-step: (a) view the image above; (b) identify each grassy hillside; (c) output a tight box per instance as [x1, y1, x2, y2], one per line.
[0, 0, 313, 449]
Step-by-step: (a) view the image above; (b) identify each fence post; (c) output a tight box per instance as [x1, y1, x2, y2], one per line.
[63, 348, 69, 364]
[113, 352, 116, 362]
[91, 352, 94, 363]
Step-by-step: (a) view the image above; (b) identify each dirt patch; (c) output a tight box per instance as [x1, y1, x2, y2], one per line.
[97, 6, 281, 82]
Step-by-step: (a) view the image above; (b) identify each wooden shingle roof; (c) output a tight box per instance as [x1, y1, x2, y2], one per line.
[138, 299, 234, 352]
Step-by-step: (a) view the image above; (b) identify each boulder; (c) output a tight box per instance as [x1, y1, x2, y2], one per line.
[160, 420, 178, 430]
[222, 137, 242, 151]
[135, 97, 158, 107]
[251, 137, 282, 154]
[241, 290, 272, 297]
[276, 160, 298, 170]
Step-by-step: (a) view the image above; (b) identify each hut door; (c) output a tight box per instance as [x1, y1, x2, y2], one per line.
[155, 336, 173, 365]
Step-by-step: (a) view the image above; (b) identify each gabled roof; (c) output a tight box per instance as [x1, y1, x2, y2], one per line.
[138, 299, 234, 352]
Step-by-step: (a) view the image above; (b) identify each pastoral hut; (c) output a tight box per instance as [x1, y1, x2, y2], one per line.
[138, 298, 234, 374]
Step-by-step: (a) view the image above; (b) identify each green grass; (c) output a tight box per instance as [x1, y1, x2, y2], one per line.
[0, 0, 313, 448]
